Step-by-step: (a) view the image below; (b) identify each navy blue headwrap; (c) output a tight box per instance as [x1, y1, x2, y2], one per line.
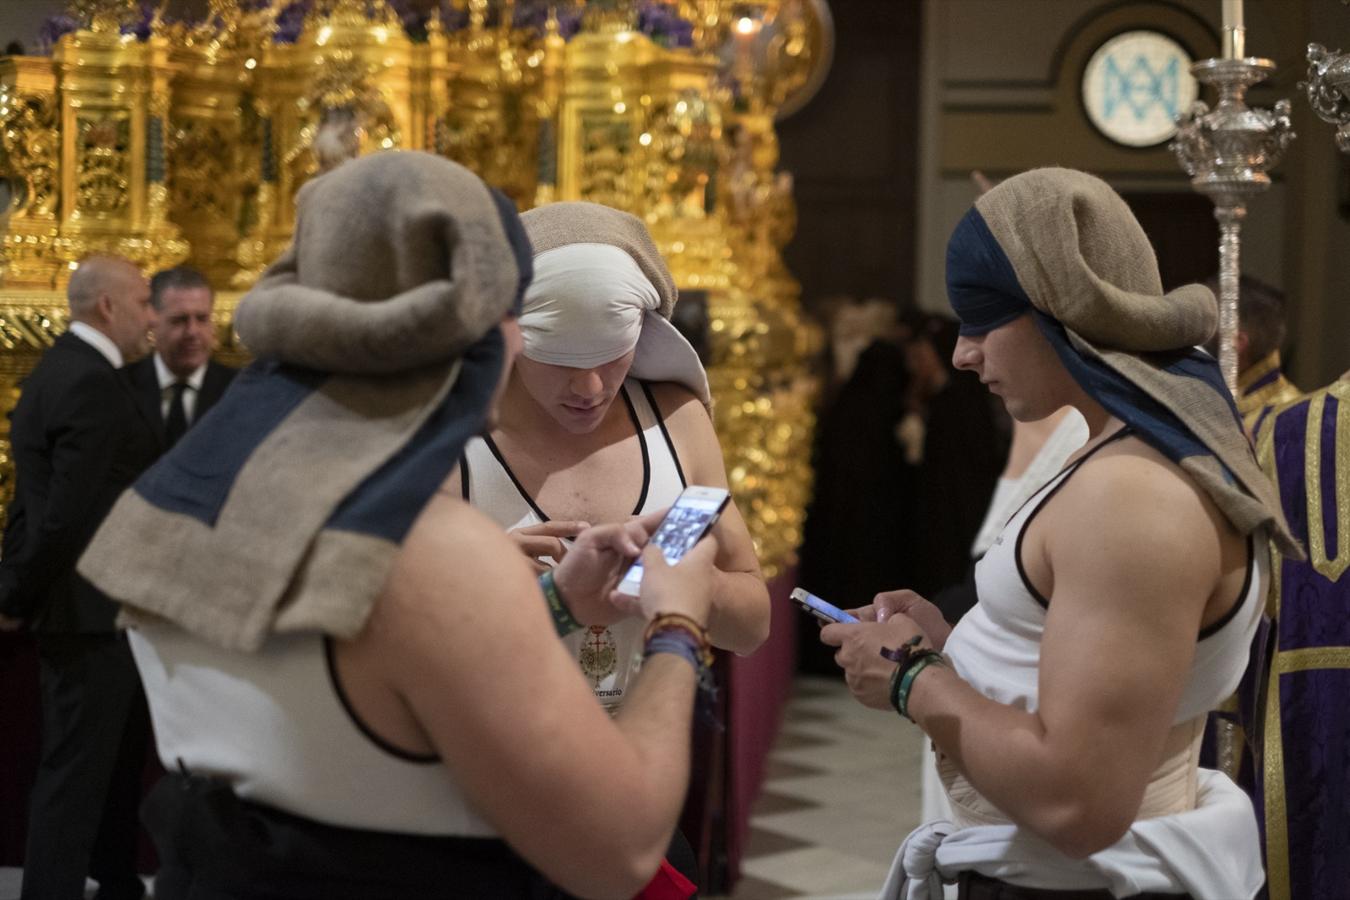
[946, 206, 1032, 335]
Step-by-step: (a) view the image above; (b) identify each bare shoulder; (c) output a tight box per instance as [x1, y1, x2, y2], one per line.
[645, 381, 724, 477]
[646, 381, 706, 428]
[378, 490, 535, 623]
[1045, 435, 1231, 589]
[1065, 436, 1216, 525]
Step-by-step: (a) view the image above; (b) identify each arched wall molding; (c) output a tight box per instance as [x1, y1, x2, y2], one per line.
[939, 0, 1219, 177]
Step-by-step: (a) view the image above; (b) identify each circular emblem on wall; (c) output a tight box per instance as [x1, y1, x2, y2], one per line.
[1081, 30, 1199, 148]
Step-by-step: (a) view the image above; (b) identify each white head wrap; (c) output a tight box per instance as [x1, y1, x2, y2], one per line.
[520, 243, 659, 367]
[517, 241, 711, 403]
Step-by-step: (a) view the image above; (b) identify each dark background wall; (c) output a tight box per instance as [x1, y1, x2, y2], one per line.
[778, 0, 922, 313]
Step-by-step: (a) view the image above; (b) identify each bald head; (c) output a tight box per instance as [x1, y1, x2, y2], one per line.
[68, 256, 142, 316]
[67, 255, 153, 360]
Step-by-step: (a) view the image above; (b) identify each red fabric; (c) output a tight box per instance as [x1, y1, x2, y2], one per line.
[634, 858, 697, 899]
[724, 570, 798, 885]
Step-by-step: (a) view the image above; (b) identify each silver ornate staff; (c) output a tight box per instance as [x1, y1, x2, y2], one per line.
[1172, 53, 1295, 394]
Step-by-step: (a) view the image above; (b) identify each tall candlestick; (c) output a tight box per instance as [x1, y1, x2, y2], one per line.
[1223, 0, 1245, 59]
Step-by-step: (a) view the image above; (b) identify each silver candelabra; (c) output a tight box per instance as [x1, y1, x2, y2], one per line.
[1172, 57, 1295, 394]
[1306, 41, 1350, 152]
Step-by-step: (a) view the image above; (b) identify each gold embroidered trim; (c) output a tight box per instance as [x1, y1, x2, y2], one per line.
[1273, 646, 1350, 673]
[1239, 352, 1283, 396]
[1304, 392, 1350, 582]
[1263, 652, 1290, 900]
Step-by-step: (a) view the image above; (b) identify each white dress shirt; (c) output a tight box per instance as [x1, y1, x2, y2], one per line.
[154, 353, 207, 424]
[68, 321, 124, 369]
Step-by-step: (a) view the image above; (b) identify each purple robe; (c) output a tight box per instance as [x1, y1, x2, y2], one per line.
[1247, 377, 1350, 900]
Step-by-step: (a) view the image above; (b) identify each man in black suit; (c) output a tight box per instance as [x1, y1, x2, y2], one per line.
[0, 255, 160, 900]
[125, 267, 236, 448]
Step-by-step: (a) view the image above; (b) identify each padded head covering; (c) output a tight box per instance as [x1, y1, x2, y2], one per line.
[521, 201, 710, 404]
[946, 167, 1299, 557]
[79, 151, 533, 651]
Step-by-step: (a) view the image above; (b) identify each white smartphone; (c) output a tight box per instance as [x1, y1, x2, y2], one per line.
[617, 486, 731, 597]
[791, 587, 859, 624]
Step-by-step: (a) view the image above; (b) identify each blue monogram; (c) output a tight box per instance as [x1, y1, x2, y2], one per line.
[1102, 54, 1182, 122]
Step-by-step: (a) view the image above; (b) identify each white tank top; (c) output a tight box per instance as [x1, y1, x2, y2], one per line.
[462, 379, 688, 711]
[947, 428, 1266, 724]
[128, 625, 496, 836]
[938, 428, 1267, 829]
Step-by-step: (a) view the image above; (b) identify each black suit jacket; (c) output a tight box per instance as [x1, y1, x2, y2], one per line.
[0, 333, 163, 632]
[124, 355, 237, 446]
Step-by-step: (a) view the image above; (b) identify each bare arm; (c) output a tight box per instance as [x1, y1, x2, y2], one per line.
[826, 453, 1231, 857]
[651, 382, 770, 655]
[365, 496, 717, 898]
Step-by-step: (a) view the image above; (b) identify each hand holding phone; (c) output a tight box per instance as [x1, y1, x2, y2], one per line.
[617, 486, 730, 597]
[791, 588, 859, 624]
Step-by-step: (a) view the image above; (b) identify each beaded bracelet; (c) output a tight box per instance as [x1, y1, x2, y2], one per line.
[643, 612, 714, 670]
[895, 650, 947, 722]
[539, 569, 581, 637]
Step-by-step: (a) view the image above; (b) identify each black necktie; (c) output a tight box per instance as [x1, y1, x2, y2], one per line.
[164, 381, 189, 448]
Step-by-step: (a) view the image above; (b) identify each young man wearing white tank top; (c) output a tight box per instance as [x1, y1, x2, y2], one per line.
[450, 201, 769, 894]
[451, 201, 768, 672]
[823, 169, 1300, 900]
[76, 154, 737, 900]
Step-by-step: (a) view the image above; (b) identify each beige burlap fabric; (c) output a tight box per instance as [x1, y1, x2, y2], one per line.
[976, 167, 1299, 558]
[78, 152, 527, 651]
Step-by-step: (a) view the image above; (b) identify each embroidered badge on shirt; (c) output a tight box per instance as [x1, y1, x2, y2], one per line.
[579, 625, 618, 685]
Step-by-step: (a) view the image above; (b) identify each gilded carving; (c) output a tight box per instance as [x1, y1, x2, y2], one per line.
[0, 0, 833, 575]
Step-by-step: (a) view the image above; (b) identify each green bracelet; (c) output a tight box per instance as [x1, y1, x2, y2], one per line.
[539, 569, 581, 637]
[896, 651, 946, 722]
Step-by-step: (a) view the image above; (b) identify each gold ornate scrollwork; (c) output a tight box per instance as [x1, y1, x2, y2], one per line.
[0, 92, 59, 219]
[169, 119, 234, 225]
[76, 115, 131, 217]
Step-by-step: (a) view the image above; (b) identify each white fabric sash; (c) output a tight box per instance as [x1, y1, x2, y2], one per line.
[879, 769, 1263, 900]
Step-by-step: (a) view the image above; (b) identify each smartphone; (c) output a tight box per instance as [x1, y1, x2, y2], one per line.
[617, 486, 731, 597]
[791, 587, 859, 624]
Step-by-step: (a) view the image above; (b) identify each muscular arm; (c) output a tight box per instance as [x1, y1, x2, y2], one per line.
[651, 382, 770, 655]
[365, 497, 700, 898]
[908, 454, 1227, 857]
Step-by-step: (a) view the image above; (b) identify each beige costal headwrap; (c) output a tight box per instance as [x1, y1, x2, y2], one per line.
[78, 151, 532, 652]
[948, 167, 1299, 557]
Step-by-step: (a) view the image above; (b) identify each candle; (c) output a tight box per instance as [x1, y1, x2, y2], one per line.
[1222, 0, 1245, 59]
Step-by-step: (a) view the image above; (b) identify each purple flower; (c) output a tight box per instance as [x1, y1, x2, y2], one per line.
[36, 14, 79, 55]
[636, 2, 693, 48]
[272, 0, 310, 44]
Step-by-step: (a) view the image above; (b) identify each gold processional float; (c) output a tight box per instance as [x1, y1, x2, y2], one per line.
[0, 0, 833, 577]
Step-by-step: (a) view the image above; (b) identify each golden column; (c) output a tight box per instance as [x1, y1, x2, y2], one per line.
[162, 1, 272, 289]
[0, 55, 62, 290]
[235, 0, 414, 287]
[50, 2, 188, 278]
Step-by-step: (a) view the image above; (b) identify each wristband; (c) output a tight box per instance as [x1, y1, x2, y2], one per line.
[643, 612, 713, 669]
[895, 650, 946, 722]
[643, 616, 719, 730]
[539, 569, 581, 637]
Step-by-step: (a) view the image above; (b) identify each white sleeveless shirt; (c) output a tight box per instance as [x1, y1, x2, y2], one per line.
[946, 428, 1266, 725]
[938, 428, 1267, 833]
[462, 380, 688, 711]
[129, 626, 496, 836]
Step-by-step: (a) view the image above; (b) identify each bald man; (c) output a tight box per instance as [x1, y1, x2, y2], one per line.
[0, 255, 160, 900]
